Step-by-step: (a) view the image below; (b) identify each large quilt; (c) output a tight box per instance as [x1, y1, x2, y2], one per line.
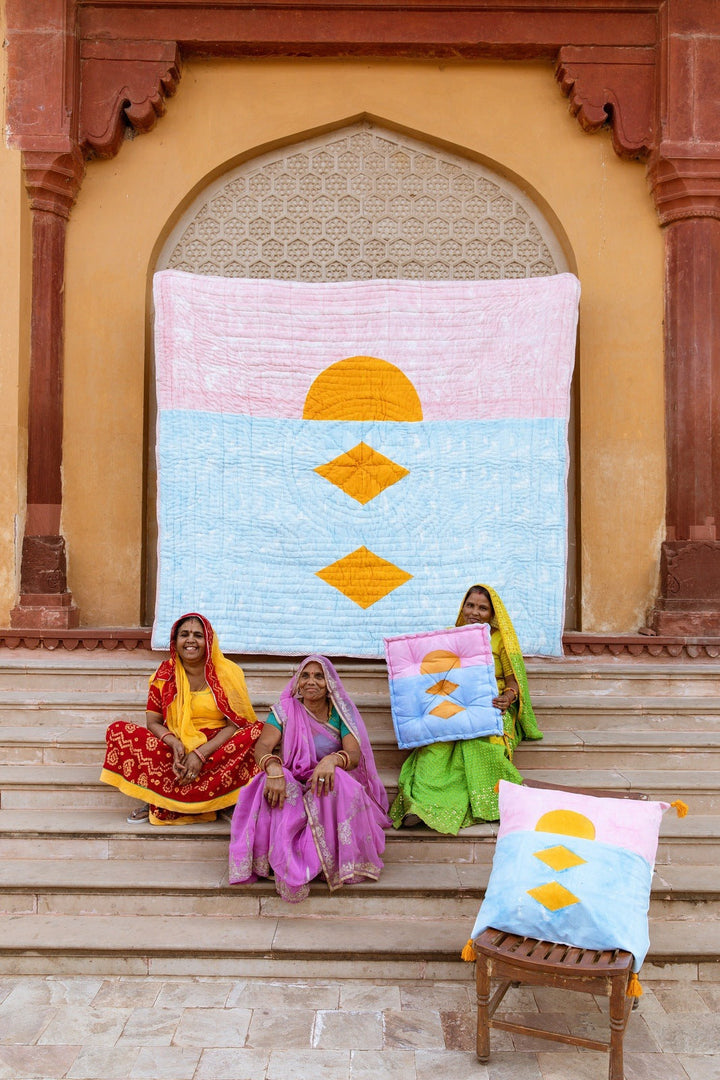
[152, 271, 580, 656]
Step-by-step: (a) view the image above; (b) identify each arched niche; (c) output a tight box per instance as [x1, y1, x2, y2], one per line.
[145, 120, 577, 624]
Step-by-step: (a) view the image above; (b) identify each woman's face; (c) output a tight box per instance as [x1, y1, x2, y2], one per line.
[296, 660, 327, 702]
[461, 590, 493, 625]
[175, 618, 207, 665]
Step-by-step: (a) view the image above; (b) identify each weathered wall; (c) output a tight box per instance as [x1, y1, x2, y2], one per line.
[61, 59, 664, 631]
[0, 11, 30, 624]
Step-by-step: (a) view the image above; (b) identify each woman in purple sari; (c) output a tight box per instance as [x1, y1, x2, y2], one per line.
[228, 655, 390, 903]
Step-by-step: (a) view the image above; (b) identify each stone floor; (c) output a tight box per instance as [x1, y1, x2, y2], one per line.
[0, 973, 718, 1079]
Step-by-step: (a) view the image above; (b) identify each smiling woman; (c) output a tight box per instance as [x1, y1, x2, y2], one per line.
[229, 654, 390, 902]
[100, 612, 263, 825]
[390, 584, 543, 830]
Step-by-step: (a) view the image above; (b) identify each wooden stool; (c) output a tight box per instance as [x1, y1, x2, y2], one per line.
[472, 928, 636, 1080]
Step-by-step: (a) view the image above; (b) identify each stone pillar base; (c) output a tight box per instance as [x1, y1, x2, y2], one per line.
[651, 540, 720, 634]
[10, 592, 80, 630]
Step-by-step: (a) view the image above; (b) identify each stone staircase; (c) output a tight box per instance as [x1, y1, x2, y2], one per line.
[0, 650, 718, 979]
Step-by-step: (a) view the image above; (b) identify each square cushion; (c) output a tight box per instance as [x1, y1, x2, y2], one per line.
[471, 780, 670, 971]
[384, 624, 501, 749]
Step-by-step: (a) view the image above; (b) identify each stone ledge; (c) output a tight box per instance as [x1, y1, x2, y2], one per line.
[1, 628, 720, 660]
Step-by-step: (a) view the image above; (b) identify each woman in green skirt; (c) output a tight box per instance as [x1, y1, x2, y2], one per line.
[389, 584, 542, 832]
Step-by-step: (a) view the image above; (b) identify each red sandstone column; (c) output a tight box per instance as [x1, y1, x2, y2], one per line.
[649, 0, 720, 633]
[10, 150, 84, 630]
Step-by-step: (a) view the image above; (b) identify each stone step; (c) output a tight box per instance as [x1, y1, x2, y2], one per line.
[0, 810, 497, 864]
[0, 911, 715, 979]
[3, 724, 719, 772]
[1, 763, 717, 810]
[0, 857, 717, 921]
[0, 652, 719, 701]
[0, 808, 713, 867]
[2, 697, 719, 740]
[0, 651, 718, 695]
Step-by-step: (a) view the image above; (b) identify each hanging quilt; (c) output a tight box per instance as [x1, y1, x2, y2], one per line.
[152, 271, 580, 655]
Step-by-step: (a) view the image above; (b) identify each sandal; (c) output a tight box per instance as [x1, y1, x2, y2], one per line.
[126, 805, 150, 823]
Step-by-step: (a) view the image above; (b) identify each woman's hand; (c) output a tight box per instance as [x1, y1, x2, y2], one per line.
[264, 769, 287, 809]
[310, 755, 338, 796]
[166, 735, 187, 779]
[492, 688, 517, 711]
[179, 749, 204, 784]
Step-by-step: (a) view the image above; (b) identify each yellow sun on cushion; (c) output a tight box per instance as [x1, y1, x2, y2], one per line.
[303, 356, 423, 421]
[420, 650, 462, 674]
[535, 809, 596, 840]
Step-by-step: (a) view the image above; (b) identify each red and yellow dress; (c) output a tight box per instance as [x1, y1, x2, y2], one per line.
[100, 613, 263, 824]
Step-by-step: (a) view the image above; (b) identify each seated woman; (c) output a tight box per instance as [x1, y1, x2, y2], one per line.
[101, 613, 262, 825]
[390, 584, 542, 832]
[228, 655, 390, 903]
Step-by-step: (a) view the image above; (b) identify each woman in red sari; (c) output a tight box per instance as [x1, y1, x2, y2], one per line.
[101, 613, 262, 824]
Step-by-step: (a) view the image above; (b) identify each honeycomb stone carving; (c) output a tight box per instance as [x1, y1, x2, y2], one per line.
[160, 123, 565, 280]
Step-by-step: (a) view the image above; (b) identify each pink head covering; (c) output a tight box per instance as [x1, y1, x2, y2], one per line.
[272, 654, 389, 816]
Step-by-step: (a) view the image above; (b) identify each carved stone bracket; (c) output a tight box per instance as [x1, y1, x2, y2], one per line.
[22, 146, 85, 219]
[79, 40, 182, 159]
[555, 46, 655, 161]
[648, 145, 720, 224]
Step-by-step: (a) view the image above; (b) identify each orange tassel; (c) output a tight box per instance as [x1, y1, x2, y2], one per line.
[671, 800, 688, 818]
[626, 973, 643, 998]
[461, 939, 476, 963]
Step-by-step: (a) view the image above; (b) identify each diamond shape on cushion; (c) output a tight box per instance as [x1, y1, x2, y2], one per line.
[426, 679, 460, 696]
[533, 845, 587, 872]
[527, 881, 580, 912]
[429, 700, 465, 720]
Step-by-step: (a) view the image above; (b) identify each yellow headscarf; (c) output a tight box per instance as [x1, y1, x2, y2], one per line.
[152, 613, 257, 752]
[456, 585, 542, 741]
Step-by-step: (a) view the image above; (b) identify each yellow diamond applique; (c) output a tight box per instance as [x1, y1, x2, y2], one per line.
[315, 442, 409, 504]
[426, 679, 460, 696]
[533, 846, 587, 872]
[315, 546, 413, 609]
[429, 700, 465, 720]
[527, 882, 580, 912]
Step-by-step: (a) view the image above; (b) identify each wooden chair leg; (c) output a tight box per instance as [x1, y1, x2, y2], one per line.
[475, 954, 492, 1063]
[608, 975, 627, 1080]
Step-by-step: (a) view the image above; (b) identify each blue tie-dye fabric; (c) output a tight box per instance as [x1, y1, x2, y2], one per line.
[153, 413, 568, 655]
[472, 830, 653, 971]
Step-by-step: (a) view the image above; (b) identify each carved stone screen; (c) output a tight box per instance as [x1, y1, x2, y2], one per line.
[158, 122, 567, 281]
[147, 122, 574, 625]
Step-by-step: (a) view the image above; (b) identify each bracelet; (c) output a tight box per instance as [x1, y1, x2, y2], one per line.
[160, 731, 173, 744]
[335, 750, 351, 770]
[259, 753, 282, 773]
[504, 688, 518, 704]
[192, 748, 207, 763]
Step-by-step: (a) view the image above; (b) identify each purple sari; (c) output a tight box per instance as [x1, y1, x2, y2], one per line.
[228, 655, 390, 903]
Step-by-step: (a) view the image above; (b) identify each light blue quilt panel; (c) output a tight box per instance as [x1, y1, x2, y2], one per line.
[154, 412, 569, 656]
[388, 666, 501, 748]
[471, 830, 653, 971]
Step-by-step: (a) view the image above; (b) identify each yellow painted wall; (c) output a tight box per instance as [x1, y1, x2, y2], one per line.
[63, 59, 664, 631]
[0, 12, 30, 624]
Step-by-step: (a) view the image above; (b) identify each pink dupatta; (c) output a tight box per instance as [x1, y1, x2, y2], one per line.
[229, 655, 389, 902]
